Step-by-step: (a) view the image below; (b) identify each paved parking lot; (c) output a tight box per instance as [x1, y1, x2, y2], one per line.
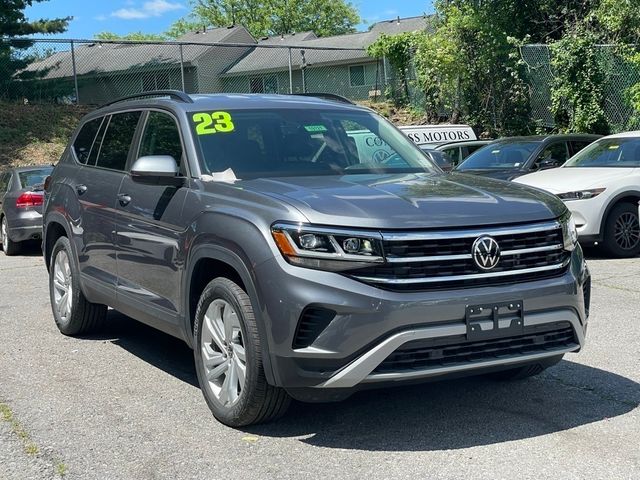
[0, 246, 638, 480]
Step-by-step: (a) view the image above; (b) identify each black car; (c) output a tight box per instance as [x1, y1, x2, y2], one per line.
[0, 165, 53, 255]
[455, 134, 602, 180]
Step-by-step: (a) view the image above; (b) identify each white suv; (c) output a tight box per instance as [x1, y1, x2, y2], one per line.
[516, 131, 640, 257]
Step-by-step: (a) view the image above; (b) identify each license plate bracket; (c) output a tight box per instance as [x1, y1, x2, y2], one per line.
[465, 301, 524, 341]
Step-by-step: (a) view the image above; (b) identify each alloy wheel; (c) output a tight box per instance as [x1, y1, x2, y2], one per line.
[614, 212, 640, 251]
[52, 250, 73, 321]
[200, 299, 247, 407]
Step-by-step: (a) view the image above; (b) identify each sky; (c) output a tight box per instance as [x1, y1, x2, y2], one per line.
[24, 0, 435, 39]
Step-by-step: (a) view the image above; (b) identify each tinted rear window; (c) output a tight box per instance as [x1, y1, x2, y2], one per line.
[95, 112, 142, 171]
[18, 168, 53, 188]
[73, 117, 103, 164]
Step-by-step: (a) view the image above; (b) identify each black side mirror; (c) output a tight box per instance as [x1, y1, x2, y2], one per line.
[537, 157, 562, 170]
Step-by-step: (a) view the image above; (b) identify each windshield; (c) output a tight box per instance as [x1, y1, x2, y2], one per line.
[190, 109, 439, 178]
[564, 138, 640, 168]
[18, 167, 53, 188]
[456, 141, 540, 170]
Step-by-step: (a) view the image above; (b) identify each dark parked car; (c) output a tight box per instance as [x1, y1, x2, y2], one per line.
[419, 147, 455, 172]
[43, 91, 589, 427]
[455, 135, 601, 180]
[0, 165, 53, 255]
[435, 140, 492, 167]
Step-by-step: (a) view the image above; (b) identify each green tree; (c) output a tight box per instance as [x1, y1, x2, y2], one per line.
[0, 0, 69, 98]
[170, 0, 360, 38]
[550, 27, 610, 134]
[94, 31, 168, 42]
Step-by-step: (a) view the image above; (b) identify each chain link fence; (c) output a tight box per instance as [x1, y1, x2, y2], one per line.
[0, 37, 393, 105]
[520, 44, 640, 131]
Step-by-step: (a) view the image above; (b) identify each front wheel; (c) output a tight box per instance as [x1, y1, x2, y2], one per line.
[602, 202, 640, 258]
[194, 278, 290, 427]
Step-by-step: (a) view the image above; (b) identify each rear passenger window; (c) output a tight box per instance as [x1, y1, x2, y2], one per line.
[95, 112, 142, 171]
[138, 112, 183, 168]
[73, 117, 103, 164]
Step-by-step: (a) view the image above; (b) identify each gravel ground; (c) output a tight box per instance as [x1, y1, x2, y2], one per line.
[0, 245, 638, 480]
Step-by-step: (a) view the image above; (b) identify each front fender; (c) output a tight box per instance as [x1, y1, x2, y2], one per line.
[182, 213, 280, 385]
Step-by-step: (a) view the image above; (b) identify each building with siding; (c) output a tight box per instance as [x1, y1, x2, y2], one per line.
[221, 16, 432, 100]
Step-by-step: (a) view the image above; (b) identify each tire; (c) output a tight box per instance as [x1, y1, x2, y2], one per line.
[194, 277, 291, 427]
[1, 216, 20, 256]
[49, 236, 107, 335]
[602, 202, 640, 258]
[486, 354, 563, 381]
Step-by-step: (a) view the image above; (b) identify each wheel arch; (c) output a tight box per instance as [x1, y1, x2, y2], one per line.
[184, 244, 276, 385]
[598, 190, 640, 239]
[43, 215, 72, 272]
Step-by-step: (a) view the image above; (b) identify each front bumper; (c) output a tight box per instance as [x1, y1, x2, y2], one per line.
[564, 196, 607, 241]
[254, 247, 590, 390]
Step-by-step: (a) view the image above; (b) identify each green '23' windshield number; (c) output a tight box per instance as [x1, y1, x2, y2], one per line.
[193, 111, 235, 135]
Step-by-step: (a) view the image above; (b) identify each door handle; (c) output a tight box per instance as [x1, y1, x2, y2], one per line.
[117, 193, 131, 207]
[76, 184, 87, 195]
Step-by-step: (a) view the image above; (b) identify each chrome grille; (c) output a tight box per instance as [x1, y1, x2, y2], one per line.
[351, 220, 570, 291]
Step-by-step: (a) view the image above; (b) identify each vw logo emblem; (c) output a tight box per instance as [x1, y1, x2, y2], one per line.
[472, 236, 501, 270]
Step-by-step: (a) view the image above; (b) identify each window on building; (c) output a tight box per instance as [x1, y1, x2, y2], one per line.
[349, 65, 366, 87]
[142, 73, 172, 91]
[250, 75, 278, 94]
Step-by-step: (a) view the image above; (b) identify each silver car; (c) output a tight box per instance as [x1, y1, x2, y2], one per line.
[0, 165, 53, 255]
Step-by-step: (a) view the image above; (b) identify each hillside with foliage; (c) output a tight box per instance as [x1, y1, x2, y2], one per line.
[368, 0, 640, 136]
[0, 102, 89, 167]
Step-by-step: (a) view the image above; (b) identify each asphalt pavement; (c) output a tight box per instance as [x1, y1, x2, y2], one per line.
[0, 244, 638, 479]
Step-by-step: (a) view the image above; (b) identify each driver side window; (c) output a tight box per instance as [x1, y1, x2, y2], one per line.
[533, 142, 569, 169]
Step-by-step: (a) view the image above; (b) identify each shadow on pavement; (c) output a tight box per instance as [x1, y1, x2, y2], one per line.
[10, 240, 43, 257]
[86, 311, 639, 452]
[82, 310, 198, 388]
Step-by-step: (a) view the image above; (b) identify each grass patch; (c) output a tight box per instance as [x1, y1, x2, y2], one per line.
[0, 401, 68, 477]
[0, 402, 39, 456]
[56, 462, 69, 477]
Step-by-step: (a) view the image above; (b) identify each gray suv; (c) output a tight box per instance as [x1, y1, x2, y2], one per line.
[43, 91, 591, 427]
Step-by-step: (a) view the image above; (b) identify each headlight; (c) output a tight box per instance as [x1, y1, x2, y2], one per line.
[271, 223, 384, 271]
[557, 188, 605, 201]
[561, 213, 578, 251]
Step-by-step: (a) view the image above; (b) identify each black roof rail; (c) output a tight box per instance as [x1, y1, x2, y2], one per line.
[293, 93, 355, 105]
[99, 90, 194, 108]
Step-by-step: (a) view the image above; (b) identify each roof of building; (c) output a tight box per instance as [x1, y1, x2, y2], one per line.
[22, 16, 433, 80]
[370, 15, 435, 35]
[23, 26, 254, 80]
[255, 31, 317, 45]
[224, 16, 432, 76]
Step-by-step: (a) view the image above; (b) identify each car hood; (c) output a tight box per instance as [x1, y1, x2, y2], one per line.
[239, 172, 565, 229]
[515, 167, 636, 194]
[454, 168, 524, 181]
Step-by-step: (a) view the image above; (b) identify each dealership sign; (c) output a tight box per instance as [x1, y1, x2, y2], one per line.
[399, 125, 477, 146]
